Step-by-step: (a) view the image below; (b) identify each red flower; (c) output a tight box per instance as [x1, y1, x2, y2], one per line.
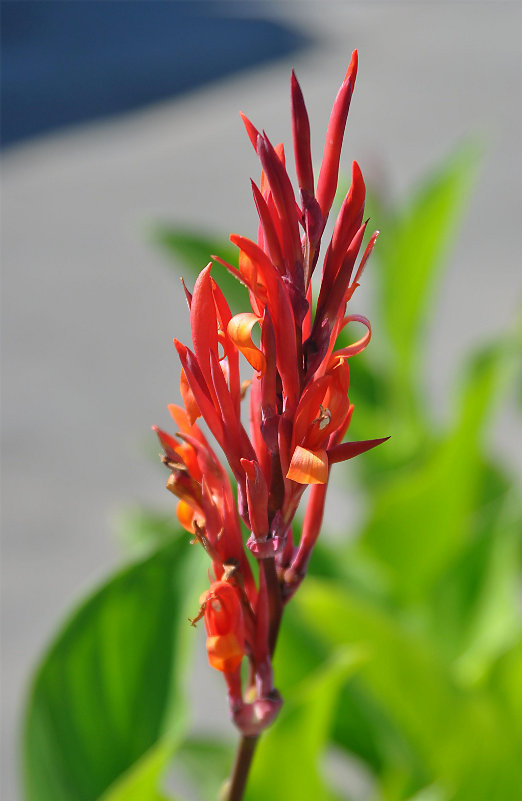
[201, 581, 247, 674]
[155, 52, 388, 735]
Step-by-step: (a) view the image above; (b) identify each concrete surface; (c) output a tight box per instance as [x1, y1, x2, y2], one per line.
[2, 3, 521, 799]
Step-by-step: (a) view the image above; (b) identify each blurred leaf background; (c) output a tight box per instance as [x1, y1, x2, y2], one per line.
[23, 149, 521, 801]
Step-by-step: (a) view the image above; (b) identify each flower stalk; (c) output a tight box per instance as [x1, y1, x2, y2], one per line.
[154, 51, 388, 799]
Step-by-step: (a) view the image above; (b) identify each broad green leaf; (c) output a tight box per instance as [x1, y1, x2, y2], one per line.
[297, 579, 456, 768]
[373, 145, 478, 386]
[357, 338, 516, 601]
[487, 639, 522, 745]
[153, 226, 249, 314]
[169, 738, 234, 801]
[23, 536, 201, 801]
[100, 740, 181, 801]
[246, 648, 368, 801]
[297, 578, 522, 801]
[433, 485, 521, 681]
[115, 507, 183, 556]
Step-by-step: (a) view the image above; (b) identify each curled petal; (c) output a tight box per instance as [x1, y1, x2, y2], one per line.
[227, 313, 266, 373]
[287, 445, 329, 485]
[333, 314, 372, 360]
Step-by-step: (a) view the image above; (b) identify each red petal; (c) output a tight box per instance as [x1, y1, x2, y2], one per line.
[316, 50, 358, 218]
[291, 70, 314, 197]
[327, 437, 390, 464]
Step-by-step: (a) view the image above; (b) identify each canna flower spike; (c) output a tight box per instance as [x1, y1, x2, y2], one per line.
[155, 51, 388, 741]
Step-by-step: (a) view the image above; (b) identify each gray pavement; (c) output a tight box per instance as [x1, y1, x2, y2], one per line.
[2, 3, 521, 799]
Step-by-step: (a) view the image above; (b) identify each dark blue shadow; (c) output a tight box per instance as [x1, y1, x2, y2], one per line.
[1, 1, 309, 148]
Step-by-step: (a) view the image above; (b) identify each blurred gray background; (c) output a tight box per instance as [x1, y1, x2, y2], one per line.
[2, 2, 521, 799]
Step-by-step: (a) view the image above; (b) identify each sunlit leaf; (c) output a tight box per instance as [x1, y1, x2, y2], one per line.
[374, 144, 479, 384]
[168, 738, 233, 801]
[357, 338, 516, 601]
[99, 740, 182, 801]
[297, 578, 522, 801]
[115, 507, 183, 556]
[23, 537, 201, 801]
[247, 648, 368, 801]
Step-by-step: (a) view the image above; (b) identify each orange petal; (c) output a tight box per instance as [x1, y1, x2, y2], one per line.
[206, 633, 244, 672]
[287, 446, 329, 484]
[176, 499, 204, 533]
[227, 313, 266, 373]
[180, 368, 201, 424]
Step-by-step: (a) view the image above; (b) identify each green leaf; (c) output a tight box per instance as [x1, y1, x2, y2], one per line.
[297, 578, 522, 801]
[374, 144, 479, 385]
[23, 536, 201, 801]
[357, 338, 516, 602]
[115, 507, 183, 557]
[99, 740, 181, 801]
[169, 737, 234, 801]
[452, 491, 522, 684]
[247, 648, 368, 801]
[152, 226, 249, 314]
[297, 579, 456, 769]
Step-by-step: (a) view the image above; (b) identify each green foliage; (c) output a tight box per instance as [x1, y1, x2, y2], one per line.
[152, 226, 249, 314]
[22, 146, 521, 801]
[23, 537, 201, 801]
[247, 648, 367, 801]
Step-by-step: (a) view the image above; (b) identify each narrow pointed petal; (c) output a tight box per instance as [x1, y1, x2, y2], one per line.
[239, 111, 260, 150]
[208, 348, 240, 434]
[251, 180, 285, 273]
[316, 50, 358, 218]
[318, 161, 365, 311]
[259, 308, 278, 452]
[190, 264, 220, 396]
[327, 436, 390, 464]
[180, 277, 192, 308]
[349, 230, 379, 293]
[257, 134, 302, 274]
[152, 425, 183, 465]
[273, 279, 300, 413]
[241, 458, 269, 539]
[249, 373, 273, 483]
[230, 234, 277, 296]
[175, 340, 225, 447]
[287, 482, 328, 587]
[291, 70, 314, 197]
[320, 221, 367, 328]
[210, 277, 241, 413]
